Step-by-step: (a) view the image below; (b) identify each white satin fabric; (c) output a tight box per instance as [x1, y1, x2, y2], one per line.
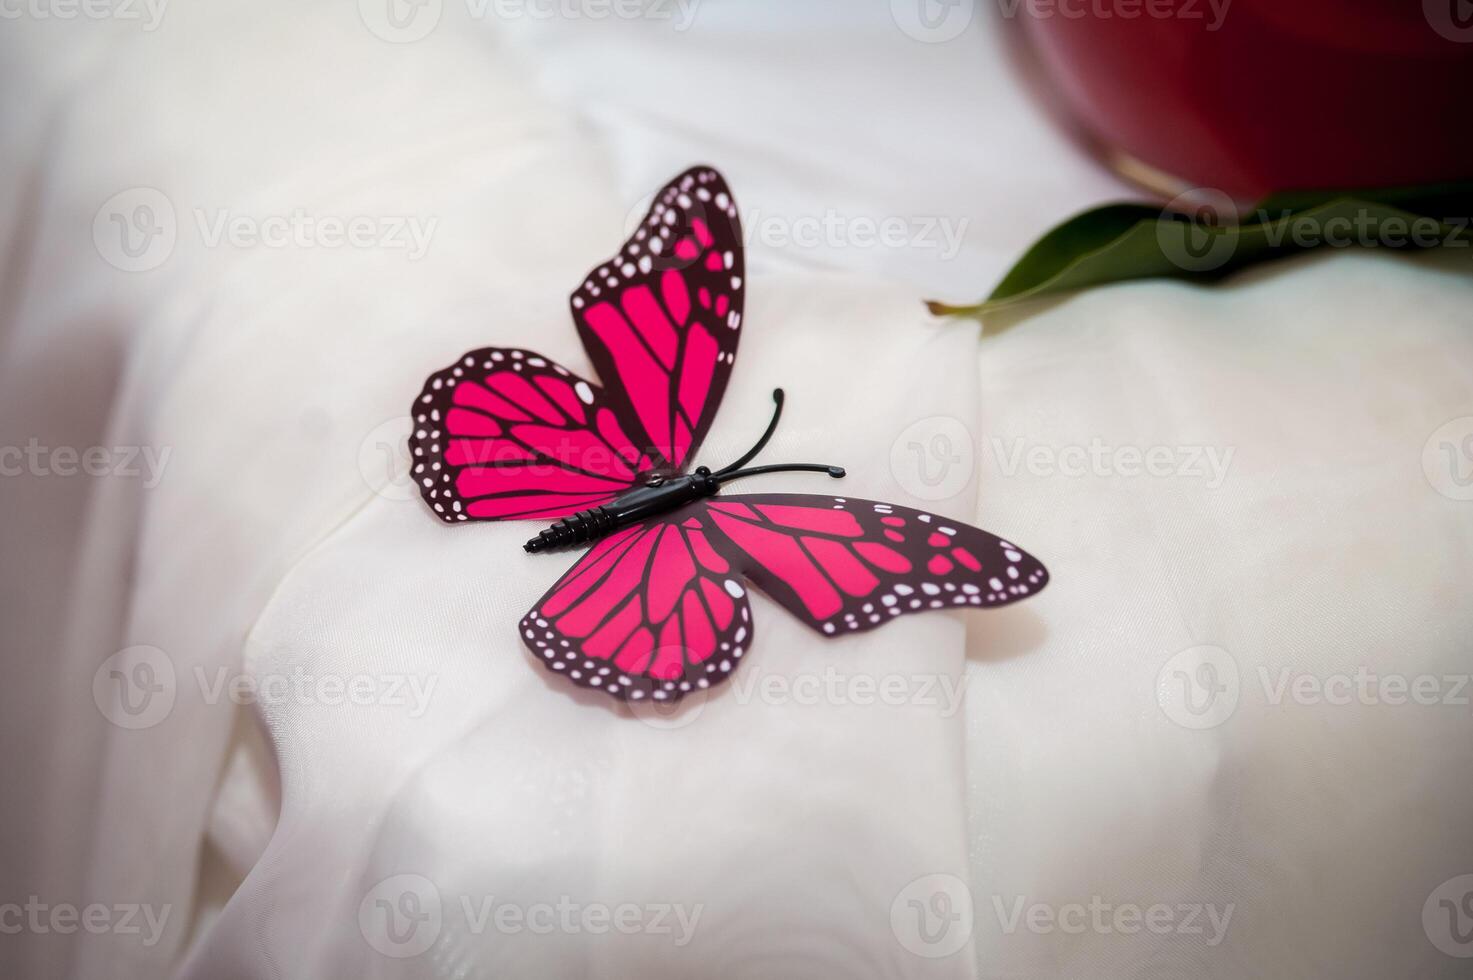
[2, 3, 1470, 980]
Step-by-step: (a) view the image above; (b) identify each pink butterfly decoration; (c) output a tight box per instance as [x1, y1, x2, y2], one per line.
[409, 166, 1048, 704]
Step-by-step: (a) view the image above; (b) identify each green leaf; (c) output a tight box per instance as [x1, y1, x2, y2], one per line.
[928, 183, 1473, 325]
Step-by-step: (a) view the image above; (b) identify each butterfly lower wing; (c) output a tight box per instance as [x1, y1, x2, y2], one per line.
[702, 494, 1049, 635]
[520, 509, 754, 702]
[571, 166, 744, 472]
[410, 347, 656, 522]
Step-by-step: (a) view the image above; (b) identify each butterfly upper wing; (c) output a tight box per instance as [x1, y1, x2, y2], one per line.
[520, 509, 754, 702]
[570, 166, 744, 472]
[413, 166, 742, 523]
[701, 494, 1049, 635]
[409, 347, 657, 522]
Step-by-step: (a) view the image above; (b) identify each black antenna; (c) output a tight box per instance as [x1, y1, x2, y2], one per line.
[714, 389, 787, 477]
[719, 463, 845, 483]
[711, 388, 845, 485]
